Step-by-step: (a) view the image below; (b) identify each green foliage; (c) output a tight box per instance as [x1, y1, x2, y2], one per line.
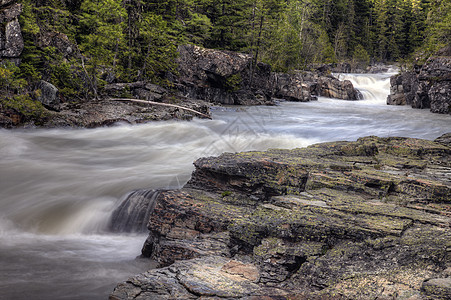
[0, 62, 28, 93]
[221, 191, 233, 197]
[353, 44, 370, 66]
[225, 73, 242, 91]
[0, 93, 50, 124]
[422, 0, 451, 57]
[10, 0, 448, 110]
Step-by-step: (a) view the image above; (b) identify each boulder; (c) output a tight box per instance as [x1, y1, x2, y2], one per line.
[112, 134, 451, 299]
[387, 72, 418, 106]
[316, 76, 360, 100]
[388, 54, 450, 114]
[0, 2, 21, 22]
[271, 72, 315, 102]
[37, 81, 59, 109]
[0, 2, 23, 58]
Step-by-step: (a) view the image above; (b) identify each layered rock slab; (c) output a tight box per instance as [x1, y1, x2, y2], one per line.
[111, 135, 450, 299]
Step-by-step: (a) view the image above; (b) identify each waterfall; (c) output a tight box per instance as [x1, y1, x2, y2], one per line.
[334, 71, 397, 104]
[110, 189, 160, 233]
[0, 69, 449, 300]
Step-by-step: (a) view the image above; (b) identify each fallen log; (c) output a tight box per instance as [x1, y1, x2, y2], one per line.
[109, 98, 212, 119]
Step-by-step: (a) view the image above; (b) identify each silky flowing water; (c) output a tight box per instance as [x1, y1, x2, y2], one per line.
[0, 71, 449, 299]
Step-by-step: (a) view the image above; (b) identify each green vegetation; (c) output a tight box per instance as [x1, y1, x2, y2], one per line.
[0, 0, 447, 107]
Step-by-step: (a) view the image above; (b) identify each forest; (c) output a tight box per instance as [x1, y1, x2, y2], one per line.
[1, 0, 450, 102]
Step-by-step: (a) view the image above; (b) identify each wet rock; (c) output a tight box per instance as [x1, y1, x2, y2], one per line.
[387, 72, 418, 106]
[113, 134, 451, 299]
[316, 76, 360, 100]
[271, 72, 315, 102]
[177, 44, 273, 105]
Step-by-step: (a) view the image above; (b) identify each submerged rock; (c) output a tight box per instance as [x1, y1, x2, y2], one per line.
[111, 134, 451, 299]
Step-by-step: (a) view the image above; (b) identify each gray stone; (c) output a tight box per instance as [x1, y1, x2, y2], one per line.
[1, 19, 23, 57]
[0, 0, 15, 8]
[0, 3, 21, 23]
[421, 277, 451, 298]
[37, 81, 59, 109]
[389, 55, 450, 114]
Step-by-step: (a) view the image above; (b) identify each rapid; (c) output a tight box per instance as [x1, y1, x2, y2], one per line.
[0, 71, 449, 299]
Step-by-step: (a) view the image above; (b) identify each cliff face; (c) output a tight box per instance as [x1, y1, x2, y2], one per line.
[111, 134, 451, 299]
[388, 54, 451, 114]
[176, 44, 360, 105]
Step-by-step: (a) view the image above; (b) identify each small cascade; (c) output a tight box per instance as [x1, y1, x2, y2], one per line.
[110, 189, 160, 233]
[334, 72, 396, 104]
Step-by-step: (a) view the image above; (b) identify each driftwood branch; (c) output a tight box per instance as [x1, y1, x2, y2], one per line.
[109, 98, 211, 119]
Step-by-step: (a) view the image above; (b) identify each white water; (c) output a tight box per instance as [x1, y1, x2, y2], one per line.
[0, 72, 450, 299]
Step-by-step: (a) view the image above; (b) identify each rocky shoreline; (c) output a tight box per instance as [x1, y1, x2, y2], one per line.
[0, 43, 361, 128]
[110, 134, 450, 299]
[387, 47, 451, 114]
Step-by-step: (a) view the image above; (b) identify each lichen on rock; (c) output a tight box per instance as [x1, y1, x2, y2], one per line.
[111, 134, 451, 299]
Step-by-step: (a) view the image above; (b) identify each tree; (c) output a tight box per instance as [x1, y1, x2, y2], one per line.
[78, 0, 127, 96]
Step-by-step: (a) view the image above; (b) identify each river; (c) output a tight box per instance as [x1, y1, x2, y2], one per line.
[0, 71, 450, 299]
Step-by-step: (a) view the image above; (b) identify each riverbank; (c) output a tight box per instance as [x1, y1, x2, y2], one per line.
[111, 133, 451, 299]
[0, 93, 450, 299]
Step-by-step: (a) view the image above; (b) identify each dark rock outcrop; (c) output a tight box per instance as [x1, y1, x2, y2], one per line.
[111, 134, 451, 299]
[388, 55, 451, 114]
[0, 1, 23, 59]
[176, 45, 360, 105]
[387, 72, 418, 105]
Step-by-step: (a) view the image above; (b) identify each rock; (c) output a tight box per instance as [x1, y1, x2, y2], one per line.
[421, 277, 451, 299]
[1, 19, 23, 57]
[43, 97, 211, 128]
[387, 72, 418, 106]
[0, 0, 15, 8]
[176, 44, 359, 104]
[271, 73, 315, 102]
[110, 256, 291, 300]
[113, 134, 451, 299]
[37, 31, 77, 60]
[0, 2, 23, 58]
[317, 76, 360, 100]
[0, 2, 21, 22]
[102, 81, 167, 101]
[419, 56, 451, 114]
[37, 81, 60, 109]
[388, 55, 450, 114]
[177, 44, 273, 105]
